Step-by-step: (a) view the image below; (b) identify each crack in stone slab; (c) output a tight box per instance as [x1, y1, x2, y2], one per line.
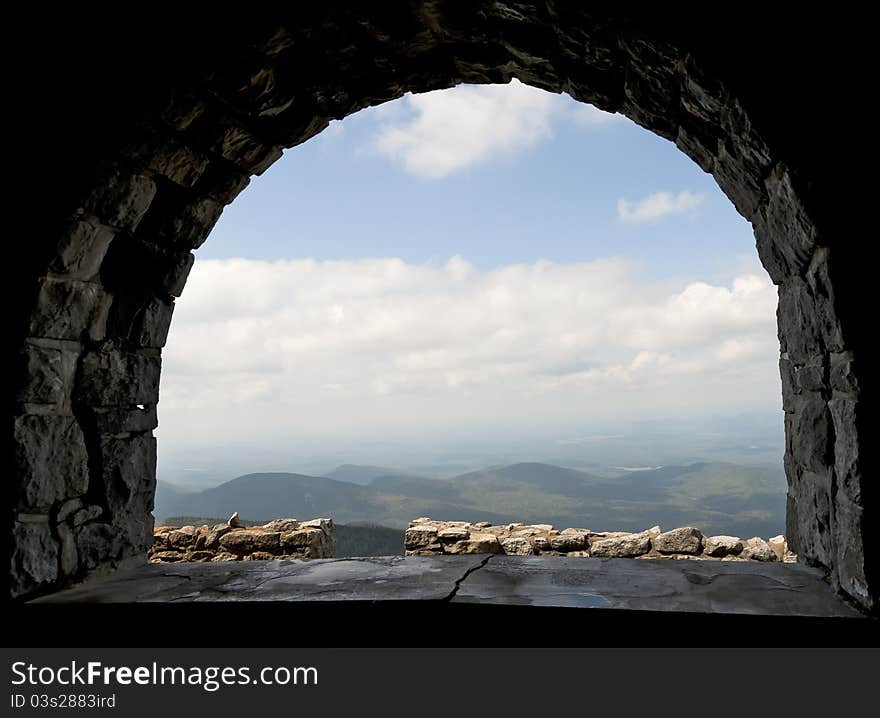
[443, 555, 493, 602]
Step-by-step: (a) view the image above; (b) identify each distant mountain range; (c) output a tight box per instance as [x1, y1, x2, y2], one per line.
[154, 461, 786, 538]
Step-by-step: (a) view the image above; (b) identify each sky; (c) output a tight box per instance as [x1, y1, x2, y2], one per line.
[156, 80, 782, 472]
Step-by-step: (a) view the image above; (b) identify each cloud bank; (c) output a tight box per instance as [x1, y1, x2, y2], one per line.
[158, 256, 780, 447]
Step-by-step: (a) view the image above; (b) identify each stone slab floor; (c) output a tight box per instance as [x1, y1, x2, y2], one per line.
[30, 555, 866, 618]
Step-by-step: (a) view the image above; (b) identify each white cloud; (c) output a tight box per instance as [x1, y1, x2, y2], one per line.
[370, 79, 621, 179]
[158, 256, 780, 446]
[617, 191, 705, 224]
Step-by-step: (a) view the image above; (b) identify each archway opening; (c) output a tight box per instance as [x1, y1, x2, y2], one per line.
[152, 81, 788, 565]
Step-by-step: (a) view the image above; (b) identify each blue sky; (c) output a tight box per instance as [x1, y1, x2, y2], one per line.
[204, 83, 754, 281]
[157, 81, 780, 462]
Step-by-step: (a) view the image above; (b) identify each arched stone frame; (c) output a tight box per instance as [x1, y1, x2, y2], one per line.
[9, 5, 875, 612]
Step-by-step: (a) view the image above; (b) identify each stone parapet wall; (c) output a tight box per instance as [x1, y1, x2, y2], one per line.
[150, 518, 335, 562]
[405, 519, 796, 563]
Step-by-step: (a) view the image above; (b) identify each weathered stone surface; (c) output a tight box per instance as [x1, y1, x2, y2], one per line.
[590, 532, 652, 558]
[49, 219, 116, 280]
[14, 415, 89, 510]
[768, 535, 788, 562]
[653, 527, 704, 555]
[75, 522, 126, 571]
[108, 294, 175, 348]
[71, 505, 103, 527]
[404, 525, 439, 550]
[76, 345, 161, 406]
[445, 533, 502, 555]
[500, 537, 534, 556]
[262, 519, 299, 532]
[11, 522, 59, 596]
[743, 537, 777, 562]
[83, 171, 157, 231]
[32, 556, 863, 621]
[16, 343, 76, 405]
[93, 405, 158, 436]
[704, 535, 743, 557]
[219, 529, 281, 555]
[29, 279, 109, 341]
[550, 532, 587, 552]
[438, 527, 470, 542]
[204, 525, 231, 549]
[829, 395, 863, 505]
[754, 164, 816, 282]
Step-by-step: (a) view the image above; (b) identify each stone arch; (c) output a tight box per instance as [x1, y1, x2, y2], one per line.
[10, 5, 875, 611]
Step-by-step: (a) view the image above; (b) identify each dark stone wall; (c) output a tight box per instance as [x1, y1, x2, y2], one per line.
[7, 4, 876, 611]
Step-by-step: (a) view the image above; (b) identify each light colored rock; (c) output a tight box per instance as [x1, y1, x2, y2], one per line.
[532, 537, 551, 552]
[653, 527, 704, 555]
[262, 519, 300, 532]
[472, 521, 492, 529]
[448, 533, 502, 555]
[227, 511, 241, 528]
[203, 525, 231, 550]
[219, 529, 281, 555]
[438, 527, 469, 541]
[532, 524, 553, 532]
[704, 535, 743, 557]
[589, 532, 652, 558]
[550, 533, 587, 552]
[404, 525, 438, 550]
[300, 517, 333, 533]
[560, 527, 591, 536]
[768, 534, 787, 561]
[500, 537, 533, 556]
[743, 537, 777, 561]
[512, 528, 543, 537]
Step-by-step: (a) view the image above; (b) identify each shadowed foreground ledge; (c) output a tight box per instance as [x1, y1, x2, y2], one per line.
[31, 555, 863, 618]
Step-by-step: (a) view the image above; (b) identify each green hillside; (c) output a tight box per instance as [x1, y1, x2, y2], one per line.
[155, 461, 787, 538]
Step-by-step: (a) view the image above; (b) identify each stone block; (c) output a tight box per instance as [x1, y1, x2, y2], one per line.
[107, 294, 175, 348]
[587, 532, 652, 558]
[83, 171, 157, 231]
[703, 535, 743, 557]
[14, 414, 89, 510]
[220, 529, 281, 555]
[500, 537, 534, 555]
[786, 395, 832, 473]
[832, 497, 873, 610]
[99, 433, 157, 516]
[93, 405, 158, 436]
[16, 343, 76, 405]
[829, 352, 860, 394]
[753, 163, 816, 282]
[829, 395, 863, 505]
[10, 521, 58, 597]
[742, 537, 777, 561]
[49, 219, 116, 280]
[653, 527, 704, 554]
[405, 525, 439, 550]
[28, 278, 109, 342]
[76, 345, 161, 406]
